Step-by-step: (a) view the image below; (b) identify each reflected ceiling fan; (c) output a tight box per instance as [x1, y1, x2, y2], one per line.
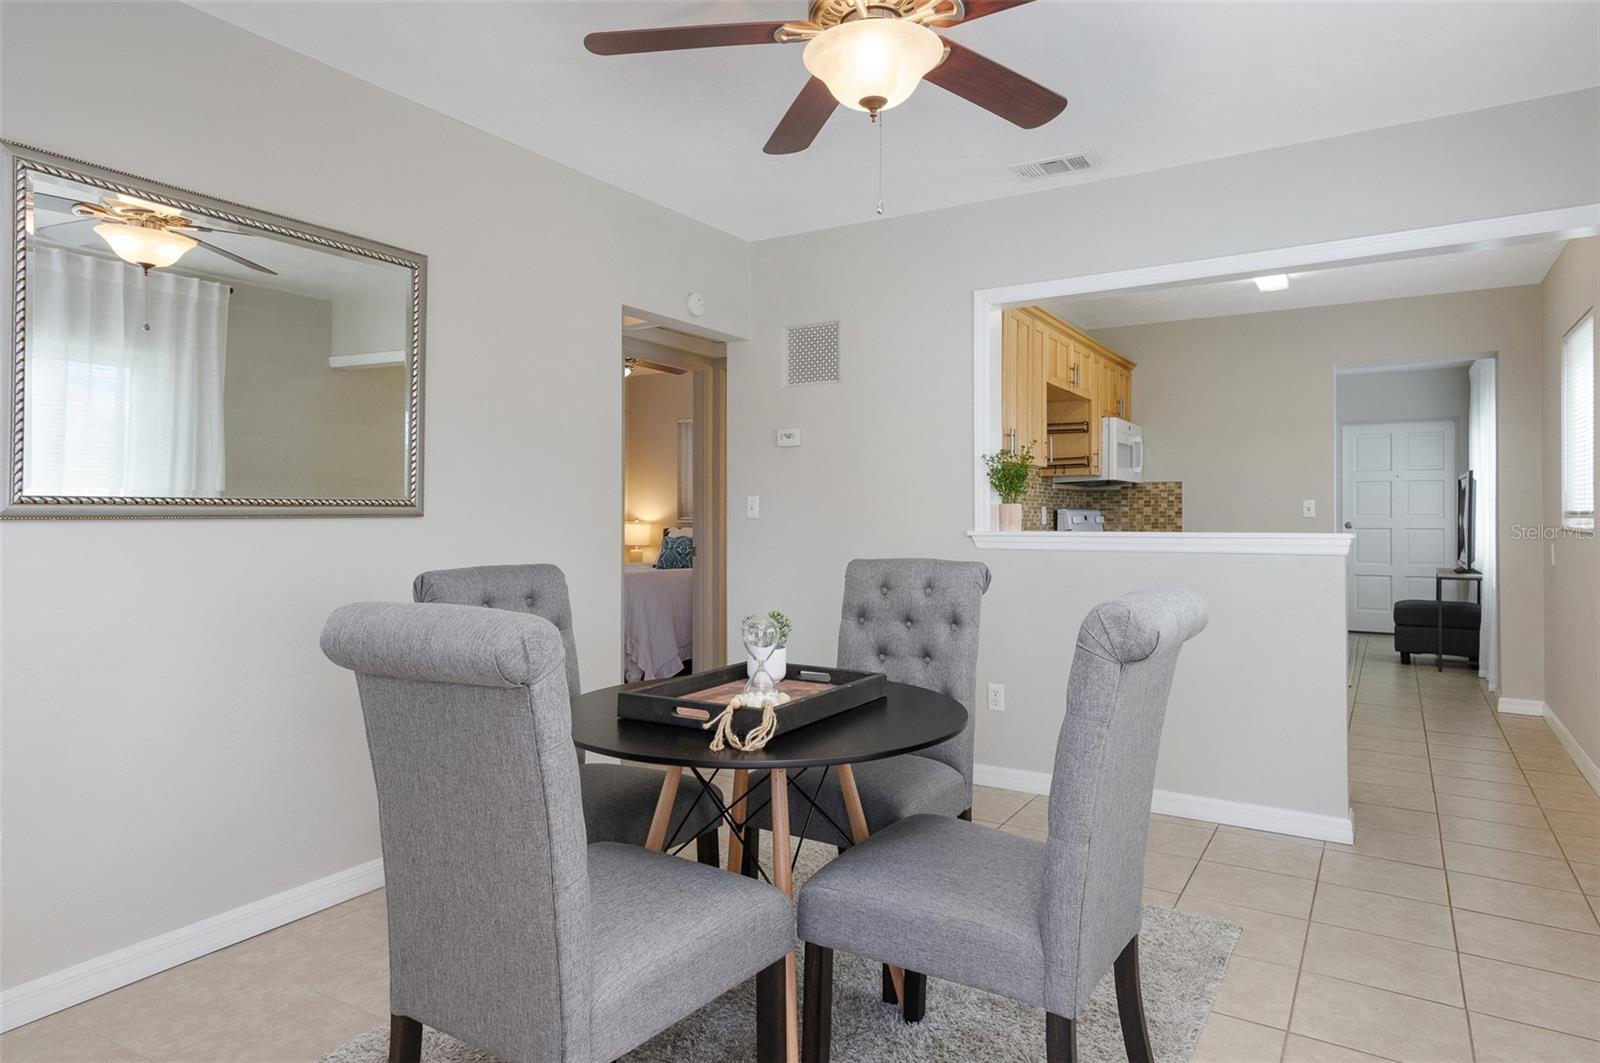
[585, 0, 1066, 154]
[28, 191, 277, 275]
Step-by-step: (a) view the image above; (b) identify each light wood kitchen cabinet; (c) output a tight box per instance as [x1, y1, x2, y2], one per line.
[1001, 308, 1049, 466]
[1001, 306, 1135, 478]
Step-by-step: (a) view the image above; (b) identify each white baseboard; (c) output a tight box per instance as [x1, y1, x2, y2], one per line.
[1495, 697, 1548, 716]
[974, 763, 1354, 844]
[1543, 704, 1600, 795]
[0, 858, 384, 1033]
[972, 763, 1053, 796]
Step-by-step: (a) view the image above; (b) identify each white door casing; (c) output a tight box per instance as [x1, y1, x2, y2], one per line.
[1341, 420, 1458, 633]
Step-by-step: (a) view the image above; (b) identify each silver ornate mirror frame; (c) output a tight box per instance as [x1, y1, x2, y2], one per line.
[3, 142, 426, 518]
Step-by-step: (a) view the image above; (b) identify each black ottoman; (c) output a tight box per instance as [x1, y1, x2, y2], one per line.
[1394, 600, 1480, 664]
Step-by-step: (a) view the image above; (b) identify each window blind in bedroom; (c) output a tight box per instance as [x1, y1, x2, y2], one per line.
[1562, 311, 1594, 531]
[677, 419, 694, 523]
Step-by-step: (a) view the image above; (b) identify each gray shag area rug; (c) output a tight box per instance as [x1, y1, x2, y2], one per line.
[322, 840, 1238, 1063]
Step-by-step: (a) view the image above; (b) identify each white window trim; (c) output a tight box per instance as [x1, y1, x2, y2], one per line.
[969, 205, 1600, 546]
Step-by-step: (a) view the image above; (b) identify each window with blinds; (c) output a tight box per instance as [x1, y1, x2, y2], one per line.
[676, 419, 695, 523]
[1562, 311, 1595, 531]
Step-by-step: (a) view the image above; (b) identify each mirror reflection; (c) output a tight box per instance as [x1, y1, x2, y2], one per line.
[18, 164, 418, 506]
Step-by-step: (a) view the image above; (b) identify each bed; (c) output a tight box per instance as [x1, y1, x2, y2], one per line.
[623, 562, 694, 681]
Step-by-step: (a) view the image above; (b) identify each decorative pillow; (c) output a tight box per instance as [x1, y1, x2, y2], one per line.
[654, 534, 695, 569]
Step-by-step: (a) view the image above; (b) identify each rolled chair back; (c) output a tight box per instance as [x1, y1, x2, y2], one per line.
[322, 602, 593, 1063]
[835, 558, 992, 796]
[413, 564, 582, 696]
[1041, 588, 1208, 1019]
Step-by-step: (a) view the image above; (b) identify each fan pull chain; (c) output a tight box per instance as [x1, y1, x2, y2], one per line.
[141, 267, 152, 332]
[874, 110, 885, 216]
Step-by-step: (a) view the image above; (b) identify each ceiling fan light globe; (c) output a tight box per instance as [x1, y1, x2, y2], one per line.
[803, 18, 944, 114]
[93, 222, 196, 269]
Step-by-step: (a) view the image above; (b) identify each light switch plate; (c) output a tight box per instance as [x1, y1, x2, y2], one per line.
[746, 495, 760, 519]
[776, 428, 801, 447]
[1302, 499, 1317, 518]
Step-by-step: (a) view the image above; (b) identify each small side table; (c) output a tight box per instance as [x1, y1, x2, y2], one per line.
[1434, 568, 1483, 672]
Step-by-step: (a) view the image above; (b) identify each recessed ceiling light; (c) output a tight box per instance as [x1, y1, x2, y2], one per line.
[1253, 274, 1290, 292]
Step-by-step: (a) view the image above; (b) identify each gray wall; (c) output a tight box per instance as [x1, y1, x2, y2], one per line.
[0, 0, 748, 990]
[728, 89, 1596, 817]
[1540, 237, 1599, 767]
[1092, 288, 1545, 690]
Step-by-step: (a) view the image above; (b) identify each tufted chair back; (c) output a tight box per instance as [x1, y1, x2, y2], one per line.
[1042, 588, 1207, 1019]
[413, 565, 581, 698]
[836, 558, 992, 797]
[321, 602, 594, 1063]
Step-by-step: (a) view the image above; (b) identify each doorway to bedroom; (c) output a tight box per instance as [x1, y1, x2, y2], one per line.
[620, 311, 727, 683]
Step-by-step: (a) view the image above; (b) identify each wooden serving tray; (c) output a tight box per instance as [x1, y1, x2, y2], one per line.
[617, 662, 887, 735]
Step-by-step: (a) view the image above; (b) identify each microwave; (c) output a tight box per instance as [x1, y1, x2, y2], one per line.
[1052, 417, 1143, 485]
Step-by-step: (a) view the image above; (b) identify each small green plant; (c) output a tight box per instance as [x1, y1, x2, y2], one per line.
[767, 609, 793, 647]
[983, 444, 1035, 504]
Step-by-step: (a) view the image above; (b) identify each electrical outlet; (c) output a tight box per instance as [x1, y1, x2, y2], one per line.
[776, 428, 801, 447]
[1302, 499, 1317, 518]
[745, 495, 760, 519]
[986, 683, 1005, 712]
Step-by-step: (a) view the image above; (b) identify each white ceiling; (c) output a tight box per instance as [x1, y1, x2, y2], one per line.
[1038, 239, 1568, 331]
[193, 1, 1598, 241]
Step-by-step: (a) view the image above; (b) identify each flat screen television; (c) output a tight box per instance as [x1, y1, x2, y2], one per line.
[1456, 471, 1476, 573]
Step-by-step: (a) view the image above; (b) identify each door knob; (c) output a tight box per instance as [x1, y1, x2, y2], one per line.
[1344, 522, 1353, 529]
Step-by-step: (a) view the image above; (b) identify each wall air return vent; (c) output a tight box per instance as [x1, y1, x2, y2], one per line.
[1008, 151, 1102, 180]
[785, 320, 840, 385]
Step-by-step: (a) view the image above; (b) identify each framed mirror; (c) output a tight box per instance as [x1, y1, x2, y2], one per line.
[4, 143, 425, 517]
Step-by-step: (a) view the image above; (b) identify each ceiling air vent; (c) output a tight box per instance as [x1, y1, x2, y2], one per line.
[1008, 151, 1102, 180]
[785, 321, 840, 386]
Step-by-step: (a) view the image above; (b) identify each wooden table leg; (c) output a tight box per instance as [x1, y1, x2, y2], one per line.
[835, 764, 906, 1006]
[644, 766, 683, 852]
[727, 768, 750, 873]
[770, 768, 798, 1063]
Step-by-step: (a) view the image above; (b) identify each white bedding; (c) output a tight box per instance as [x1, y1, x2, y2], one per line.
[623, 563, 693, 681]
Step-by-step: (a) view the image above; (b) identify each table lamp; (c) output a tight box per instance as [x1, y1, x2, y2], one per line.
[624, 520, 653, 561]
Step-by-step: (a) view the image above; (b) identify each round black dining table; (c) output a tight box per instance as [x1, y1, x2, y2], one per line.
[570, 678, 968, 1063]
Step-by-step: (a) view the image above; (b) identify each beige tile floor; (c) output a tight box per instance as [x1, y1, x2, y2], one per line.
[6, 636, 1598, 1061]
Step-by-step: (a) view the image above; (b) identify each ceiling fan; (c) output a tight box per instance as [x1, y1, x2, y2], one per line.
[584, 0, 1066, 155]
[28, 191, 278, 275]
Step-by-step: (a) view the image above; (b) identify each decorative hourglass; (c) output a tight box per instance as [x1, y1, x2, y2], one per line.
[741, 615, 782, 702]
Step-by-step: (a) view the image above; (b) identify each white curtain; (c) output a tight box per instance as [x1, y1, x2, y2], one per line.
[24, 246, 228, 496]
[1468, 358, 1498, 690]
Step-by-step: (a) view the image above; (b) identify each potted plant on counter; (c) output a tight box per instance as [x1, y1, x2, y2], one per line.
[984, 444, 1034, 532]
[748, 609, 792, 678]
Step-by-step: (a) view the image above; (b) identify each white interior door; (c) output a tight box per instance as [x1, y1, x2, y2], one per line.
[1342, 420, 1458, 633]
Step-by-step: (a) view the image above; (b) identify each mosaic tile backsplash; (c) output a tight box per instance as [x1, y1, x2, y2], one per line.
[1015, 471, 1183, 532]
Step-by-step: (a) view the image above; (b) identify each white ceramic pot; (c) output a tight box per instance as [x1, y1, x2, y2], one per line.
[747, 646, 788, 680]
[997, 502, 1023, 532]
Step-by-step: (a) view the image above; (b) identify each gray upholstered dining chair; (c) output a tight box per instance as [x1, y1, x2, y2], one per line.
[796, 589, 1207, 1063]
[414, 564, 721, 862]
[322, 601, 795, 1063]
[749, 558, 991, 849]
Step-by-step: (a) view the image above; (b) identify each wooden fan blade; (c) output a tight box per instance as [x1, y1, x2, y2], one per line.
[923, 40, 1066, 129]
[191, 236, 277, 275]
[764, 77, 839, 155]
[585, 21, 789, 55]
[931, 0, 1035, 26]
[32, 218, 94, 235]
[29, 192, 88, 213]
